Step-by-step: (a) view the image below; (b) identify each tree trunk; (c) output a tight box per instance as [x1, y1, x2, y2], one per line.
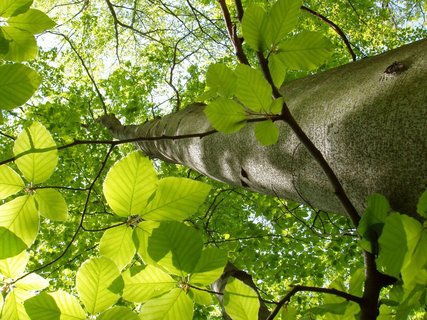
[101, 39, 427, 217]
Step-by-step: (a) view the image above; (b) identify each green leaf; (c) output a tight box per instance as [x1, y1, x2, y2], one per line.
[204, 98, 246, 133]
[189, 288, 213, 305]
[0, 0, 32, 18]
[267, 0, 301, 46]
[0, 195, 39, 258]
[206, 63, 237, 98]
[224, 278, 260, 320]
[24, 291, 86, 320]
[122, 265, 175, 302]
[0, 26, 37, 61]
[268, 55, 287, 88]
[99, 225, 136, 270]
[376, 213, 422, 278]
[97, 306, 139, 320]
[0, 165, 25, 200]
[235, 64, 272, 113]
[241, 5, 268, 51]
[13, 122, 58, 184]
[0, 29, 10, 54]
[358, 194, 390, 253]
[76, 257, 120, 314]
[103, 151, 158, 217]
[349, 268, 364, 297]
[145, 221, 203, 276]
[143, 177, 211, 221]
[139, 288, 193, 320]
[0, 64, 41, 110]
[7, 9, 55, 34]
[308, 301, 349, 315]
[2, 290, 30, 320]
[269, 97, 284, 114]
[34, 189, 68, 221]
[0, 250, 28, 278]
[276, 31, 333, 70]
[416, 189, 427, 218]
[254, 120, 280, 146]
[16, 273, 49, 291]
[190, 247, 228, 285]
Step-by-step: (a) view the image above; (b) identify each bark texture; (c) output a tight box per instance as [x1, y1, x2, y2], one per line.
[102, 39, 427, 217]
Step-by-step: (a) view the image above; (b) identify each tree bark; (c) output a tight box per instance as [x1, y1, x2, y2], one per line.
[101, 39, 427, 217]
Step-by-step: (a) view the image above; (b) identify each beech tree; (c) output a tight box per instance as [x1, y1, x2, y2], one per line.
[0, 0, 426, 320]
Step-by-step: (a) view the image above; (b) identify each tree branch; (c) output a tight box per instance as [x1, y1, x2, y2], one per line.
[301, 6, 357, 61]
[267, 285, 363, 320]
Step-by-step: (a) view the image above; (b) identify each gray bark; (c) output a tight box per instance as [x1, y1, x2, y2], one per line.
[101, 39, 427, 217]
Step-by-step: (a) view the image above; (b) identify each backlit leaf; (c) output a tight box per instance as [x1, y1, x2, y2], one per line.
[416, 189, 427, 218]
[98, 306, 139, 320]
[122, 265, 175, 302]
[2, 290, 30, 320]
[7, 9, 55, 34]
[15, 273, 49, 291]
[13, 122, 58, 184]
[0, 250, 28, 278]
[146, 221, 203, 276]
[204, 98, 246, 133]
[99, 224, 136, 270]
[206, 63, 237, 98]
[224, 278, 260, 320]
[254, 120, 280, 146]
[139, 288, 193, 320]
[0, 26, 37, 61]
[190, 247, 228, 285]
[235, 64, 272, 113]
[276, 31, 333, 70]
[268, 0, 301, 46]
[189, 289, 213, 305]
[0, 195, 38, 259]
[143, 177, 211, 221]
[24, 291, 86, 320]
[76, 257, 120, 314]
[0, 165, 25, 200]
[241, 5, 268, 51]
[103, 151, 158, 217]
[0, 64, 41, 110]
[34, 188, 68, 221]
[0, 0, 32, 18]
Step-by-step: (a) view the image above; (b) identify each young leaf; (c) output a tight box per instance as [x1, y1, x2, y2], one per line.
[376, 213, 422, 278]
[224, 278, 260, 320]
[103, 151, 158, 217]
[235, 64, 272, 113]
[254, 120, 280, 146]
[76, 257, 120, 314]
[143, 177, 211, 221]
[98, 306, 140, 320]
[99, 224, 136, 271]
[2, 290, 31, 320]
[206, 63, 237, 98]
[15, 273, 49, 291]
[269, 97, 284, 114]
[122, 265, 175, 302]
[0, 0, 32, 18]
[268, 54, 287, 89]
[204, 98, 246, 133]
[145, 221, 203, 276]
[0, 195, 39, 259]
[0, 250, 28, 278]
[34, 188, 68, 221]
[0, 165, 25, 200]
[13, 122, 58, 184]
[241, 5, 268, 51]
[189, 288, 213, 305]
[24, 291, 86, 320]
[268, 0, 301, 46]
[7, 9, 55, 34]
[139, 288, 194, 320]
[0, 26, 37, 61]
[276, 31, 333, 70]
[190, 248, 228, 285]
[0, 64, 41, 110]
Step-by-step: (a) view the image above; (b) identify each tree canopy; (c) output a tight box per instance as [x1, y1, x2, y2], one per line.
[0, 0, 426, 319]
